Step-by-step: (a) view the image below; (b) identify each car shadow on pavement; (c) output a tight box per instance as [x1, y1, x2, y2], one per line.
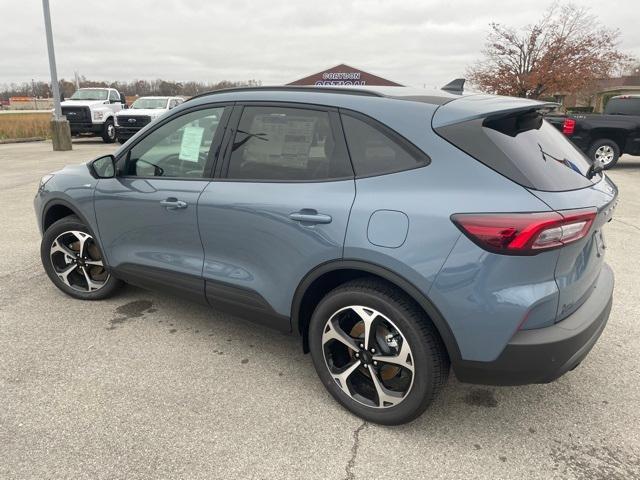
[112, 284, 595, 425]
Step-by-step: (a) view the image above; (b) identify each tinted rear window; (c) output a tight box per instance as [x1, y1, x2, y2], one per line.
[604, 97, 640, 116]
[436, 111, 595, 191]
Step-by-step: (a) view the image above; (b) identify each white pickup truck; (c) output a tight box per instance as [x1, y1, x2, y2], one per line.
[61, 88, 126, 143]
[114, 96, 184, 143]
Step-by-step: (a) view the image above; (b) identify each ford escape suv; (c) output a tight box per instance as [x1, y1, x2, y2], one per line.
[35, 86, 616, 425]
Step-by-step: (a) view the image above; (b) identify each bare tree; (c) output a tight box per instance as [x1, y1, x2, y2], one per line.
[467, 2, 634, 98]
[0, 78, 263, 101]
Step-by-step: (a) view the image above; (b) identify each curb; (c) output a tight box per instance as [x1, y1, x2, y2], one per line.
[0, 137, 47, 144]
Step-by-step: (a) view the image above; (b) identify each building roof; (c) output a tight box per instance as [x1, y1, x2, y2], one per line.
[288, 64, 403, 87]
[598, 74, 640, 89]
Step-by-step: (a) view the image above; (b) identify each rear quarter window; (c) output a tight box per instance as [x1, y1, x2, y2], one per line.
[340, 112, 430, 177]
[436, 112, 595, 192]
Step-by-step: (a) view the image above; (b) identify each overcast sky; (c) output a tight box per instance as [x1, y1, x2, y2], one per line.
[1, 0, 638, 89]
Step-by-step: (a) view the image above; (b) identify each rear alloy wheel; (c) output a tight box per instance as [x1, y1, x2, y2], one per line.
[309, 279, 449, 425]
[321, 305, 415, 408]
[588, 139, 620, 169]
[102, 118, 116, 143]
[41, 215, 122, 300]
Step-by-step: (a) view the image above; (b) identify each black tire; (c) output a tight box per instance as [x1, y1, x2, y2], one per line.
[101, 118, 116, 143]
[41, 215, 122, 300]
[309, 279, 449, 425]
[588, 138, 620, 169]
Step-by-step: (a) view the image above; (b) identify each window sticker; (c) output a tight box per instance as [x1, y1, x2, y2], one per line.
[179, 126, 205, 162]
[244, 115, 316, 169]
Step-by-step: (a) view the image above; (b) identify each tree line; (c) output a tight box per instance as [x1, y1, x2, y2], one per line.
[0, 77, 262, 101]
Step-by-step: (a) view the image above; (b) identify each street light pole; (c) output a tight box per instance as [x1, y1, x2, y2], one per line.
[42, 0, 71, 150]
[43, 0, 61, 119]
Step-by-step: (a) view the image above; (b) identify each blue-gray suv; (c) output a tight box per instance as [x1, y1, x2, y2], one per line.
[35, 86, 617, 425]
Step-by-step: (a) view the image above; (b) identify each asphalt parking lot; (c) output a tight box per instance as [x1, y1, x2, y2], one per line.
[1, 139, 639, 480]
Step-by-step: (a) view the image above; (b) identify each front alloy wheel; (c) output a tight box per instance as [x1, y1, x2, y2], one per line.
[41, 215, 122, 300]
[102, 119, 116, 143]
[49, 230, 109, 292]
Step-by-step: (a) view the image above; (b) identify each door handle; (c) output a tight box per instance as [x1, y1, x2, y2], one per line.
[160, 198, 188, 210]
[289, 209, 332, 225]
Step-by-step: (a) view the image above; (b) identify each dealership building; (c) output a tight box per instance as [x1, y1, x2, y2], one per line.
[288, 64, 402, 87]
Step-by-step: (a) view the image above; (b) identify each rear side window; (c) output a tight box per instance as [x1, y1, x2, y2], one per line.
[227, 106, 353, 181]
[436, 112, 595, 191]
[341, 113, 429, 177]
[604, 97, 640, 116]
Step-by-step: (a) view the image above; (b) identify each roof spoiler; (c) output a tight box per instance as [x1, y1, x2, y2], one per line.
[442, 78, 465, 94]
[432, 96, 559, 129]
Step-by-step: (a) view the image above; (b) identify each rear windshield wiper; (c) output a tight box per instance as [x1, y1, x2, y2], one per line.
[538, 144, 582, 174]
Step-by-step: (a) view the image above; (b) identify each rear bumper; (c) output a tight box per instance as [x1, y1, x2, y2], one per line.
[69, 122, 102, 135]
[453, 263, 614, 386]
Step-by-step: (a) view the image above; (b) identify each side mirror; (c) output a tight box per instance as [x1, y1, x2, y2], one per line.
[90, 155, 116, 178]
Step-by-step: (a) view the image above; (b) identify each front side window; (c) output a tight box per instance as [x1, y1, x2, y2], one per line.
[341, 113, 428, 177]
[108, 90, 119, 101]
[227, 106, 352, 181]
[123, 107, 224, 178]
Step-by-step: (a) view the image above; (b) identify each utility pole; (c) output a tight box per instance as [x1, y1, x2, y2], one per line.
[42, 0, 71, 150]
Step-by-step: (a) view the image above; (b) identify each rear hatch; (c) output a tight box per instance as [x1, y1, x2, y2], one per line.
[433, 94, 617, 321]
[528, 175, 616, 320]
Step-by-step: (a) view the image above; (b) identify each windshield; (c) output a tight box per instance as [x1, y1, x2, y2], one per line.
[69, 89, 108, 101]
[131, 98, 169, 109]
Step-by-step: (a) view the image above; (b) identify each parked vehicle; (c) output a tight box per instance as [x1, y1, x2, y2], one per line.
[35, 85, 617, 425]
[61, 88, 126, 143]
[546, 95, 640, 168]
[115, 96, 184, 144]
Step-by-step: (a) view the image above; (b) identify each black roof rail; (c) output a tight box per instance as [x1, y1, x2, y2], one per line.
[442, 78, 465, 94]
[184, 85, 386, 102]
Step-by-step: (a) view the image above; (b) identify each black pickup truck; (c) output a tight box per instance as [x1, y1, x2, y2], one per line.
[546, 95, 640, 168]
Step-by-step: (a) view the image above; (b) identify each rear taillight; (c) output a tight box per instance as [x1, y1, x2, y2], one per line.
[562, 118, 576, 135]
[451, 209, 597, 255]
